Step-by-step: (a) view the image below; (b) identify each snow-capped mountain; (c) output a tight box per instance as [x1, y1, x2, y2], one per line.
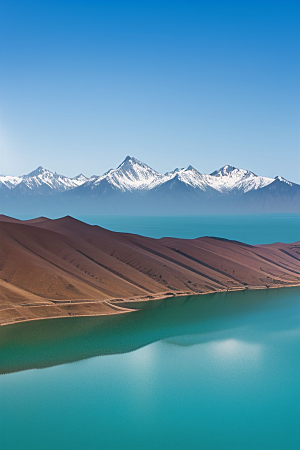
[207, 165, 274, 193]
[0, 160, 275, 195]
[80, 158, 275, 194]
[0, 175, 22, 190]
[151, 164, 274, 194]
[84, 156, 162, 192]
[150, 166, 213, 192]
[0, 166, 89, 195]
[1, 156, 299, 215]
[84, 159, 214, 193]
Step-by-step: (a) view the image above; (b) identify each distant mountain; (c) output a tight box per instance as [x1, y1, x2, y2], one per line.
[79, 156, 162, 193]
[243, 175, 300, 212]
[0, 156, 299, 215]
[0, 166, 88, 196]
[208, 165, 274, 193]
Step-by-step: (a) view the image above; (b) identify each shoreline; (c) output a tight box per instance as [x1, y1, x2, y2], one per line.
[1, 282, 300, 327]
[1, 215, 300, 327]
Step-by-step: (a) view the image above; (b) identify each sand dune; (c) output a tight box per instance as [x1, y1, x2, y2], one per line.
[0, 214, 299, 325]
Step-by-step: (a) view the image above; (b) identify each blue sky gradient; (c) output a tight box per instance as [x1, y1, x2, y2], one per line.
[0, 0, 299, 181]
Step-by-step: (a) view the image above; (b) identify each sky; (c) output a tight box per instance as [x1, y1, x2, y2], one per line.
[0, 0, 299, 181]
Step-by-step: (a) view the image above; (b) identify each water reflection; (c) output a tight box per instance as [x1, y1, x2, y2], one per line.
[1, 287, 300, 450]
[0, 287, 299, 375]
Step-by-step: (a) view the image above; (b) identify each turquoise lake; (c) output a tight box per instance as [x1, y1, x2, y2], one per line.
[1, 215, 300, 450]
[76, 213, 300, 244]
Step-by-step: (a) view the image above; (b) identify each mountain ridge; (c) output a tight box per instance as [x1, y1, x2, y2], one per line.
[0, 156, 293, 193]
[1, 156, 299, 215]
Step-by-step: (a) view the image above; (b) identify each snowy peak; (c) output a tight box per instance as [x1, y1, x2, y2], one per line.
[274, 176, 293, 186]
[92, 156, 161, 192]
[116, 155, 158, 176]
[210, 165, 236, 176]
[25, 166, 47, 178]
[116, 155, 137, 168]
[206, 165, 273, 193]
[210, 165, 256, 178]
[165, 167, 184, 175]
[159, 166, 209, 191]
[0, 175, 22, 190]
[0, 157, 296, 196]
[186, 165, 196, 171]
[73, 173, 88, 183]
[0, 167, 89, 194]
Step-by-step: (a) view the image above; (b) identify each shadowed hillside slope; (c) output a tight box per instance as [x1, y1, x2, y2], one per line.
[0, 215, 299, 325]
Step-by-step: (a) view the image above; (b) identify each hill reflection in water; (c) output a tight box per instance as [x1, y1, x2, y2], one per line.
[1, 287, 299, 375]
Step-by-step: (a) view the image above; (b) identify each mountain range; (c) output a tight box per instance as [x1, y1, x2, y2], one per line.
[1, 156, 299, 215]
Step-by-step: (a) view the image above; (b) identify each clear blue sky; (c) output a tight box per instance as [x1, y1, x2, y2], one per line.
[0, 0, 299, 181]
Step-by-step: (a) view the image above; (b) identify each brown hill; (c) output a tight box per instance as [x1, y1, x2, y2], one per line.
[0, 215, 299, 325]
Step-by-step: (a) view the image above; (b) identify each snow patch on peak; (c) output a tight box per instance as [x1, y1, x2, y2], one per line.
[207, 165, 273, 193]
[210, 165, 237, 176]
[25, 166, 47, 178]
[0, 175, 22, 189]
[165, 168, 183, 175]
[72, 173, 88, 183]
[8, 167, 90, 193]
[1, 157, 291, 196]
[117, 155, 141, 169]
[274, 176, 293, 186]
[73, 173, 86, 179]
[155, 166, 209, 191]
[92, 156, 161, 192]
[210, 165, 256, 178]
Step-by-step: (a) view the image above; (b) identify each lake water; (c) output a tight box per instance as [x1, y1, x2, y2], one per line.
[76, 213, 300, 244]
[1, 215, 300, 450]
